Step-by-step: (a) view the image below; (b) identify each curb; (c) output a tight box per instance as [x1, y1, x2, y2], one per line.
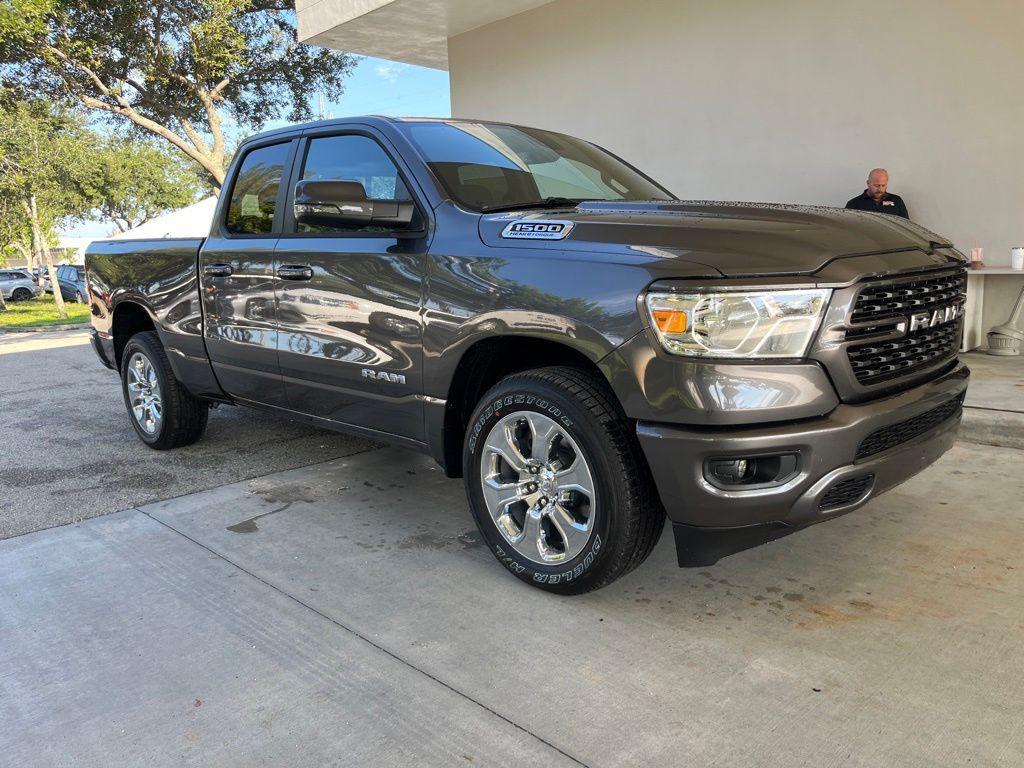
[960, 406, 1024, 452]
[0, 323, 91, 334]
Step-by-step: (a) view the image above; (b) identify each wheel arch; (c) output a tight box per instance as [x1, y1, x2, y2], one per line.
[111, 300, 158, 371]
[435, 334, 621, 479]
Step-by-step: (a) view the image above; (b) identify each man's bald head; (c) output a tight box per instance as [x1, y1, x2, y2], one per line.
[866, 168, 889, 201]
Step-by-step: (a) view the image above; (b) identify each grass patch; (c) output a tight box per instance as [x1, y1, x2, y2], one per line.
[0, 295, 90, 329]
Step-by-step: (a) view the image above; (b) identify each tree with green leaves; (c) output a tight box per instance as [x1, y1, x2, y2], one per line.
[0, 1, 355, 188]
[86, 138, 206, 233]
[0, 99, 97, 318]
[0, 200, 33, 270]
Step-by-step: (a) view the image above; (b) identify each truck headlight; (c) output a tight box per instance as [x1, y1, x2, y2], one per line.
[645, 288, 831, 358]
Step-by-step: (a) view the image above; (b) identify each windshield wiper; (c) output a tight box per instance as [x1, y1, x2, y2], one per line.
[479, 197, 589, 214]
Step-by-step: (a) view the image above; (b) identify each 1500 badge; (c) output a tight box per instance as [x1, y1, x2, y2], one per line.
[501, 220, 574, 240]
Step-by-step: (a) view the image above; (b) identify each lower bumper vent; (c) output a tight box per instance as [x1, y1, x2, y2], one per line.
[855, 397, 963, 461]
[819, 474, 875, 511]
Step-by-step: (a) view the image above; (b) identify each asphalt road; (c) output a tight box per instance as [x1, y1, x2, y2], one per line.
[0, 329, 380, 539]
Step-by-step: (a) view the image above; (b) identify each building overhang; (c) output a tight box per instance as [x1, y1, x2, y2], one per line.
[296, 0, 555, 70]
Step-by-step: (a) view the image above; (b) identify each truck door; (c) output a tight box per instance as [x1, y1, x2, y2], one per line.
[273, 130, 429, 441]
[201, 139, 296, 406]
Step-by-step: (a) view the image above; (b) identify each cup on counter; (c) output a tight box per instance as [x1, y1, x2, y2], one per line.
[970, 246, 984, 268]
[1012, 247, 1024, 270]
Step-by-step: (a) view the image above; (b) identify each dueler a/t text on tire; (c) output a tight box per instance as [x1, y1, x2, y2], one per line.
[120, 331, 209, 450]
[463, 366, 664, 594]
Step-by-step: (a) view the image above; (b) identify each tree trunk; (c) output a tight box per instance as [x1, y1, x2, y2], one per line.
[0, 290, 7, 312]
[28, 195, 68, 320]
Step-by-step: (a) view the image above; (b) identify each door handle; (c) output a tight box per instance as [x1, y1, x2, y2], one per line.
[203, 263, 233, 278]
[277, 265, 314, 281]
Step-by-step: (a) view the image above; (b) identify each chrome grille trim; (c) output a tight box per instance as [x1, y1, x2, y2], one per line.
[809, 264, 968, 401]
[850, 269, 967, 326]
[843, 267, 966, 388]
[847, 319, 963, 386]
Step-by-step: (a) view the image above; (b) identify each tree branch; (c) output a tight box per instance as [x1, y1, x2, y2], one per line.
[210, 77, 231, 99]
[45, 43, 225, 185]
[122, 77, 148, 97]
[76, 93, 224, 185]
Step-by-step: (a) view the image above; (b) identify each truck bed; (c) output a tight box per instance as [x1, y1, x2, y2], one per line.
[86, 238, 220, 396]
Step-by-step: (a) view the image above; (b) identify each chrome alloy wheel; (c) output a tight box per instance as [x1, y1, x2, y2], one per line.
[480, 411, 596, 565]
[126, 352, 163, 435]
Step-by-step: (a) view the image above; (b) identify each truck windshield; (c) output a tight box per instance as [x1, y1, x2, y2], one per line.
[400, 121, 673, 212]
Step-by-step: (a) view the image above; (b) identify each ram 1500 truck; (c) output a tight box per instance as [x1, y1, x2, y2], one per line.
[86, 117, 970, 593]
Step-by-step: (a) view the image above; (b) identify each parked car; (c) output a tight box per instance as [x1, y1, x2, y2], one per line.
[48, 265, 87, 303]
[0, 268, 42, 301]
[86, 117, 970, 594]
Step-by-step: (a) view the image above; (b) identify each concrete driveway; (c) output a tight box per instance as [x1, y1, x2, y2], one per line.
[2, 331, 1023, 767]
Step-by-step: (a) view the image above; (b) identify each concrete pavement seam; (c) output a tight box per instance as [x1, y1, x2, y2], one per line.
[139, 509, 594, 768]
[964, 404, 1024, 416]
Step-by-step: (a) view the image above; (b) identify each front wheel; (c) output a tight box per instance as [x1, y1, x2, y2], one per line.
[463, 367, 664, 594]
[120, 331, 209, 450]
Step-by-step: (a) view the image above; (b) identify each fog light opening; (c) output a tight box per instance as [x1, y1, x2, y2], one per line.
[704, 453, 799, 491]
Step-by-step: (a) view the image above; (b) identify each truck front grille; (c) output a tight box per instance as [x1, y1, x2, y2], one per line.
[847, 319, 963, 386]
[851, 269, 967, 324]
[810, 264, 967, 402]
[855, 396, 963, 460]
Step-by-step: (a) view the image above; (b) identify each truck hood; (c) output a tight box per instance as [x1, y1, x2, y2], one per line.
[478, 200, 954, 277]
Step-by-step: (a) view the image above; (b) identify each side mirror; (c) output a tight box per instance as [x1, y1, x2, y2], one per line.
[294, 179, 416, 230]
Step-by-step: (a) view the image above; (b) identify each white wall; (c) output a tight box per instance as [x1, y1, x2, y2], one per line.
[449, 0, 1024, 274]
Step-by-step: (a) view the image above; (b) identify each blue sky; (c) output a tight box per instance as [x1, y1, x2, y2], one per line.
[291, 56, 451, 124]
[67, 56, 451, 238]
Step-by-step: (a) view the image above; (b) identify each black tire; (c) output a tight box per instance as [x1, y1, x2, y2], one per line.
[11, 288, 31, 301]
[120, 331, 209, 450]
[74, 291, 85, 304]
[463, 366, 664, 594]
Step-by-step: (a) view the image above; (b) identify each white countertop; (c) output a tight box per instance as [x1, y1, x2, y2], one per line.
[966, 266, 1024, 275]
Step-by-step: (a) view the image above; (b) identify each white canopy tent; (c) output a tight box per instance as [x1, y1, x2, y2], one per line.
[108, 196, 218, 240]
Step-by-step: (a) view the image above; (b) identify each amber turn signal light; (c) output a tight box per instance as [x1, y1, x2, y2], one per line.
[651, 309, 688, 335]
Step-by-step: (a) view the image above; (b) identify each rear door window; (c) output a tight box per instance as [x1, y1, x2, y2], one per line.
[226, 142, 292, 235]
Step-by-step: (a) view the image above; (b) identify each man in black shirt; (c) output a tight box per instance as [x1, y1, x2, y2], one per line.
[845, 168, 909, 219]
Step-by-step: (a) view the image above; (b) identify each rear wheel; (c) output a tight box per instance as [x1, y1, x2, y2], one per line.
[463, 366, 664, 594]
[74, 291, 85, 304]
[120, 331, 209, 450]
[11, 288, 31, 301]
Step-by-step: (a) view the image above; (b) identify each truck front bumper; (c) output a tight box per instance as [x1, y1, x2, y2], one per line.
[637, 362, 970, 566]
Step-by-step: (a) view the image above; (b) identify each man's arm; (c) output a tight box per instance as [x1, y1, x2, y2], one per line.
[894, 196, 910, 219]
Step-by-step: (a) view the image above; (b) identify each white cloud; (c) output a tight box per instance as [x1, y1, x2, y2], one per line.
[375, 63, 409, 83]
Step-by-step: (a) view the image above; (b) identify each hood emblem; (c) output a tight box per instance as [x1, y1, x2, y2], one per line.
[907, 304, 964, 333]
[501, 220, 574, 241]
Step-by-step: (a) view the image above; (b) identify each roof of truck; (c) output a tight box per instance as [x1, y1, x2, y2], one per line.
[239, 115, 535, 145]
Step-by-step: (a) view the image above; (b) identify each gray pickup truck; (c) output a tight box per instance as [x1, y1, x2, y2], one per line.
[86, 117, 969, 593]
